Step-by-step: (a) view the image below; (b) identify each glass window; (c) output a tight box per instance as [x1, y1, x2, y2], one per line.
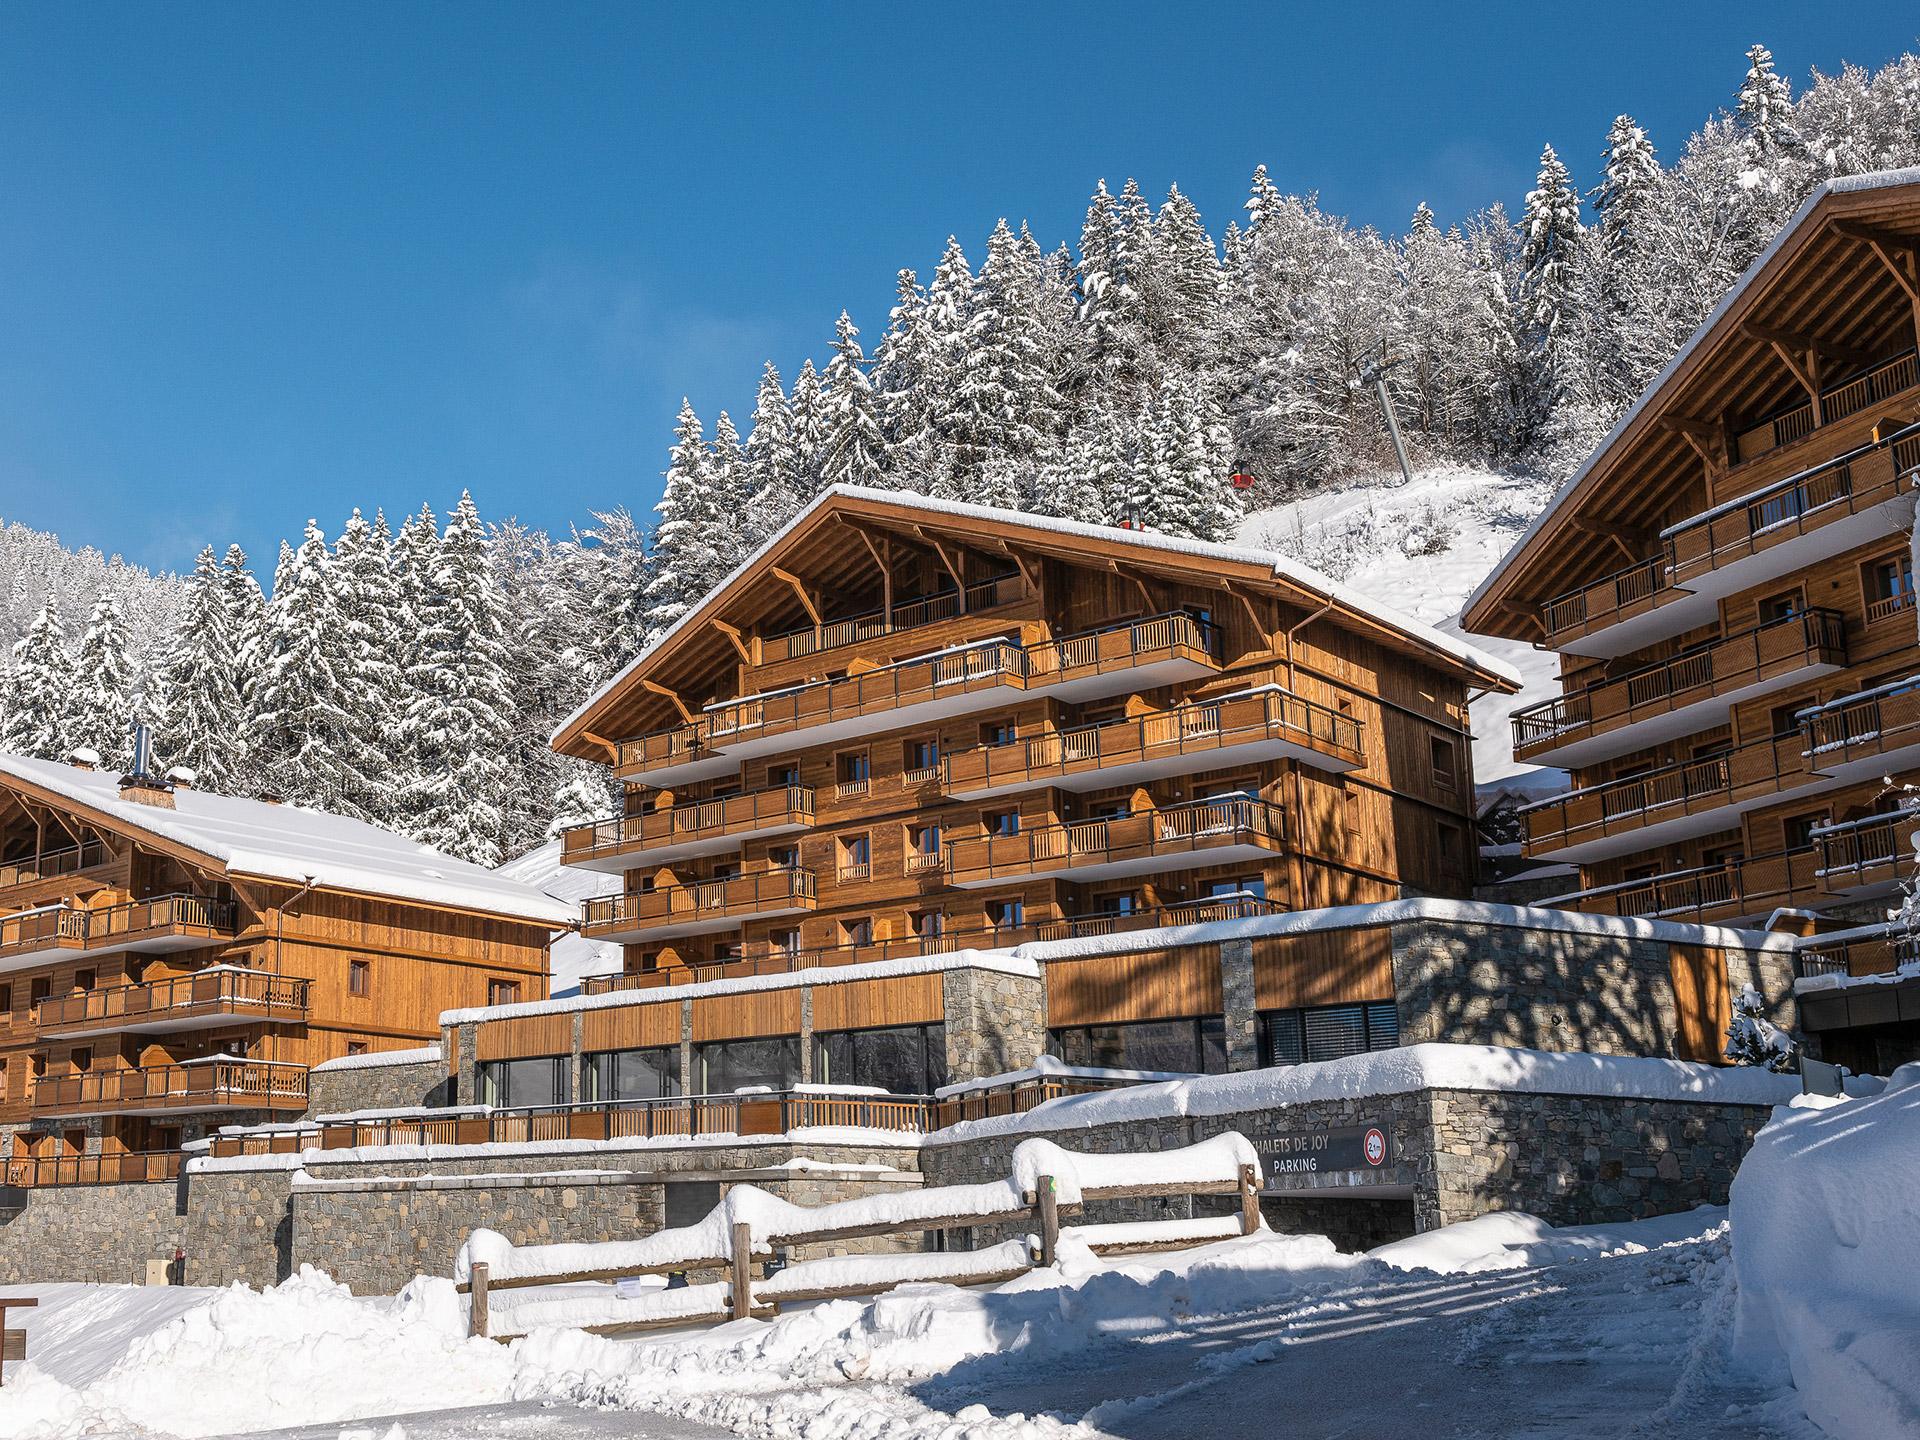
[696, 1036, 800, 1093]
[813, 1023, 948, 1094]
[987, 898, 1024, 930]
[584, 1046, 681, 1102]
[1045, 1017, 1226, 1074]
[1257, 1002, 1401, 1068]
[478, 1055, 564, 1108]
[986, 808, 1021, 837]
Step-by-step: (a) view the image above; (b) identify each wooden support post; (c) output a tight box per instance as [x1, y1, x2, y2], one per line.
[0, 1296, 34, 1386]
[730, 1221, 755, 1319]
[1036, 1174, 1060, 1267]
[1238, 1164, 1261, 1236]
[467, 1263, 489, 1339]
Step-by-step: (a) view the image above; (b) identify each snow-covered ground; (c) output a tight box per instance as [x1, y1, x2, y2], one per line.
[494, 839, 619, 995]
[1239, 466, 1563, 795]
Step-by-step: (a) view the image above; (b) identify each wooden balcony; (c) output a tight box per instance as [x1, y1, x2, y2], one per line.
[614, 611, 1221, 782]
[1521, 734, 1814, 864]
[0, 893, 239, 969]
[1794, 931, 1898, 982]
[1546, 847, 1819, 926]
[3, 1149, 182, 1188]
[1511, 608, 1848, 768]
[1800, 676, 1920, 782]
[942, 686, 1363, 800]
[1813, 808, 1919, 894]
[944, 796, 1286, 888]
[0, 839, 110, 892]
[35, 968, 310, 1039]
[580, 867, 817, 942]
[560, 786, 815, 873]
[1731, 349, 1918, 466]
[757, 574, 1028, 666]
[31, 1058, 308, 1117]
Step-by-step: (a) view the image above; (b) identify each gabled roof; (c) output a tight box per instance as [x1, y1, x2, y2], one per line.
[1463, 166, 1920, 638]
[0, 753, 574, 927]
[556, 485, 1523, 756]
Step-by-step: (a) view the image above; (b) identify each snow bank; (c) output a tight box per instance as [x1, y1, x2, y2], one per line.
[1731, 1062, 1920, 1440]
[1369, 1205, 1729, 1274]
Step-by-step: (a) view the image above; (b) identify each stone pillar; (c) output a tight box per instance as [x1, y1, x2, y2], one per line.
[941, 966, 1047, 1082]
[569, 1012, 586, 1104]
[1218, 938, 1259, 1071]
[798, 988, 815, 1083]
[679, 1000, 695, 1095]
[456, 1023, 478, 1106]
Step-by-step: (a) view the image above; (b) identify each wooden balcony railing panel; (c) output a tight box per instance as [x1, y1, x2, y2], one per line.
[34, 969, 311, 1033]
[3, 1149, 183, 1188]
[1542, 556, 1669, 647]
[1023, 612, 1218, 684]
[1549, 848, 1818, 923]
[0, 839, 110, 891]
[0, 892, 239, 963]
[560, 787, 815, 866]
[1512, 609, 1848, 760]
[1731, 349, 1918, 466]
[1813, 809, 1918, 883]
[580, 868, 818, 936]
[944, 797, 1284, 885]
[1801, 676, 1920, 769]
[31, 1059, 308, 1115]
[759, 575, 1028, 665]
[943, 687, 1362, 796]
[1794, 933, 1896, 981]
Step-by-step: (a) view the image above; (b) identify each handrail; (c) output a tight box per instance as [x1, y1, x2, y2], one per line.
[1812, 809, 1916, 878]
[1546, 846, 1816, 921]
[944, 796, 1284, 883]
[580, 868, 818, 933]
[1733, 348, 1919, 465]
[32, 1058, 308, 1113]
[1794, 933, 1896, 981]
[560, 786, 815, 861]
[1801, 676, 1920, 768]
[761, 574, 1027, 664]
[0, 892, 238, 956]
[35, 969, 310, 1030]
[3, 1148, 183, 1188]
[0, 839, 110, 891]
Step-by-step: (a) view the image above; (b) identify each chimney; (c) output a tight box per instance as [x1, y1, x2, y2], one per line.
[164, 765, 197, 791]
[117, 719, 176, 808]
[65, 747, 102, 772]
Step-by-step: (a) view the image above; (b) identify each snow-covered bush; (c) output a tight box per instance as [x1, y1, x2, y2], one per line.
[1724, 984, 1796, 1072]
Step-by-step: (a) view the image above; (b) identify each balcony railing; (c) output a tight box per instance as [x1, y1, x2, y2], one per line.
[943, 686, 1362, 797]
[1520, 733, 1812, 858]
[31, 1058, 308, 1116]
[1546, 847, 1818, 924]
[617, 611, 1220, 777]
[1732, 349, 1919, 466]
[580, 867, 818, 939]
[0, 893, 239, 964]
[759, 574, 1028, 665]
[559, 786, 814, 868]
[3, 1149, 182, 1187]
[944, 796, 1284, 885]
[578, 893, 1285, 995]
[0, 839, 110, 891]
[1794, 932, 1897, 981]
[1542, 555, 1669, 646]
[34, 968, 310, 1036]
[1511, 608, 1847, 761]
[1812, 808, 1918, 884]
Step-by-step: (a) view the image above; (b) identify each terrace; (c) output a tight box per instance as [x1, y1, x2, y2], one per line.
[943, 795, 1286, 888]
[579, 866, 818, 942]
[31, 1057, 308, 1118]
[560, 785, 815, 873]
[0, 893, 240, 971]
[34, 968, 310, 1039]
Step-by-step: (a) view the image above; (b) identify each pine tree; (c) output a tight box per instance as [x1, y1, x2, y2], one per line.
[1591, 115, 1661, 265]
[1737, 43, 1801, 164]
[0, 606, 72, 759]
[819, 311, 890, 488]
[1519, 144, 1585, 420]
[1725, 984, 1795, 1072]
[546, 766, 614, 839]
[150, 546, 246, 789]
[68, 591, 135, 768]
[786, 360, 830, 499]
[950, 219, 1065, 473]
[708, 410, 754, 570]
[744, 363, 802, 538]
[329, 509, 405, 822]
[403, 493, 516, 866]
[643, 400, 724, 638]
[252, 522, 352, 807]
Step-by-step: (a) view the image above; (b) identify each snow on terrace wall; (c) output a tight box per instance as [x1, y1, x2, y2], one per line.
[305, 1049, 450, 1117]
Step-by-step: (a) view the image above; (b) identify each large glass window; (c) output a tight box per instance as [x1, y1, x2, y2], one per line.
[1258, 1002, 1399, 1067]
[477, 1055, 565, 1108]
[1048, 1017, 1227, 1074]
[695, 1036, 801, 1093]
[813, 1023, 948, 1094]
[583, 1046, 681, 1102]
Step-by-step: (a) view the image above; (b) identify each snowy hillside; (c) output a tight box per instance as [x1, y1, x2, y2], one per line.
[1238, 467, 1562, 795]
[495, 839, 620, 996]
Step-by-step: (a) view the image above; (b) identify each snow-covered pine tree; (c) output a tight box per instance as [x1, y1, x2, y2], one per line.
[744, 363, 803, 537]
[950, 220, 1065, 476]
[1030, 426, 1106, 524]
[252, 522, 353, 809]
[1737, 43, 1802, 166]
[150, 546, 246, 789]
[577, 506, 650, 675]
[0, 605, 72, 759]
[403, 493, 517, 866]
[786, 360, 830, 500]
[1146, 185, 1223, 372]
[1725, 984, 1796, 1072]
[1518, 144, 1586, 436]
[819, 311, 890, 488]
[67, 591, 136, 768]
[546, 765, 614, 840]
[328, 509, 405, 823]
[643, 400, 725, 639]
[708, 410, 754, 571]
[1591, 115, 1661, 267]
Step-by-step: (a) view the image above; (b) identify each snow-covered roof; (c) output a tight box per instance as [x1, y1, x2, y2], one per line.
[309, 1045, 444, 1074]
[1464, 165, 1920, 629]
[557, 485, 1523, 747]
[494, 838, 619, 995]
[0, 753, 575, 927]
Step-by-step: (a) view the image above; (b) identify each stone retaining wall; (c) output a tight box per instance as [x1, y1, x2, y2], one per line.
[305, 1056, 450, 1117]
[0, 1179, 186, 1284]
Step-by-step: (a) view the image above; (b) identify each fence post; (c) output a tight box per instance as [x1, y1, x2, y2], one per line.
[468, 1263, 489, 1339]
[730, 1221, 754, 1320]
[1238, 1164, 1261, 1235]
[1036, 1174, 1059, 1267]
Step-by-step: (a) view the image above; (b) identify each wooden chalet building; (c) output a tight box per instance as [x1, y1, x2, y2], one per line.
[0, 752, 569, 1186]
[1462, 168, 1920, 1072]
[534, 485, 1519, 1094]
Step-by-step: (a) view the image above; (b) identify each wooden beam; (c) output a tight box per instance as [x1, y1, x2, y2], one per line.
[922, 534, 968, 593]
[1109, 558, 1154, 612]
[1762, 336, 1822, 423]
[1834, 221, 1920, 335]
[576, 729, 620, 764]
[1499, 600, 1547, 639]
[1568, 516, 1655, 547]
[640, 679, 696, 725]
[1741, 321, 1876, 371]
[768, 567, 821, 626]
[711, 619, 752, 664]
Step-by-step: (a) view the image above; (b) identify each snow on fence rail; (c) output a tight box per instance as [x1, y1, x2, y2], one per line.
[453, 1133, 1263, 1340]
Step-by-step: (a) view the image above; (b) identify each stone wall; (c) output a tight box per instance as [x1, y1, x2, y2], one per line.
[184, 1166, 297, 1287]
[306, 1056, 450, 1117]
[0, 1179, 186, 1284]
[942, 967, 1046, 1081]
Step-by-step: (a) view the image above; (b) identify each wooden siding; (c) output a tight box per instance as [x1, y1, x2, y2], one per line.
[581, 1001, 681, 1052]
[1670, 945, 1731, 1064]
[1045, 945, 1222, 1026]
[810, 974, 944, 1032]
[1251, 929, 1394, 1010]
[476, 1012, 572, 1061]
[692, 988, 802, 1041]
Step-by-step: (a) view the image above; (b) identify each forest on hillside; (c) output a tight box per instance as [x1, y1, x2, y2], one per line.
[3, 44, 1918, 867]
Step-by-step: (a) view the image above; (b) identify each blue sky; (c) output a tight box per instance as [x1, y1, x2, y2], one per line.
[0, 3, 1915, 575]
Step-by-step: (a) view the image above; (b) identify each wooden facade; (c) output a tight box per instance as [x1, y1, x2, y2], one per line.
[0, 762, 555, 1176]
[1463, 174, 1920, 962]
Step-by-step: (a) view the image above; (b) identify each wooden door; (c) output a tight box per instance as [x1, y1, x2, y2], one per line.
[1670, 944, 1731, 1063]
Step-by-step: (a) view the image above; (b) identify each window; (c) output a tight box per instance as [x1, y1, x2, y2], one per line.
[1257, 1002, 1399, 1067]
[1344, 787, 1361, 836]
[1864, 553, 1915, 620]
[1208, 877, 1266, 902]
[767, 763, 801, 790]
[767, 927, 802, 956]
[1092, 890, 1139, 916]
[1438, 821, 1466, 873]
[487, 978, 521, 1007]
[840, 916, 874, 947]
[478, 1055, 565, 1107]
[911, 908, 946, 940]
[585, 1046, 682, 1102]
[695, 1036, 800, 1093]
[71, 1046, 92, 1074]
[985, 808, 1021, 838]
[712, 940, 743, 965]
[1783, 812, 1828, 851]
[0, 1061, 8, 1102]
[980, 720, 1017, 748]
[836, 751, 871, 796]
[1757, 589, 1803, 623]
[1770, 701, 1806, 739]
[814, 1023, 948, 1094]
[907, 822, 943, 872]
[1429, 735, 1457, 789]
[29, 978, 49, 1010]
[346, 1042, 368, 1057]
[767, 843, 800, 872]
[348, 960, 370, 997]
[987, 898, 1024, 931]
[0, 985, 12, 1016]
[73, 969, 94, 992]
[1049, 1017, 1228, 1075]
[837, 832, 872, 881]
[903, 738, 940, 778]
